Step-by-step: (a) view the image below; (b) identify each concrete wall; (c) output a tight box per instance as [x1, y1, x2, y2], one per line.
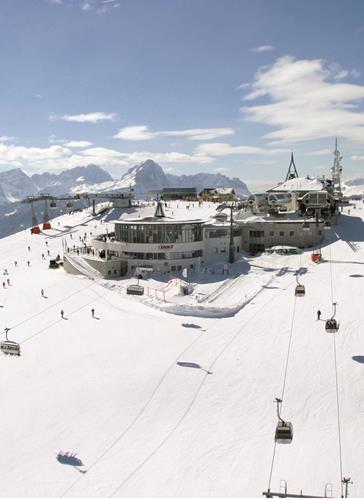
[240, 220, 324, 252]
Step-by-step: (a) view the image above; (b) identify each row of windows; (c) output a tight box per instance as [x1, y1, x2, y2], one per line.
[250, 230, 298, 238]
[120, 250, 203, 260]
[115, 223, 203, 244]
[207, 228, 241, 238]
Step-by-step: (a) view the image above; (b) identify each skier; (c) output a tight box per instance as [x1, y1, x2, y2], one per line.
[27, 261, 30, 267]
[6, 278, 10, 286]
[60, 309, 64, 319]
[41, 289, 44, 297]
[2, 282, 5, 288]
[317, 310, 321, 320]
[42, 253, 45, 260]
[91, 308, 95, 318]
[14, 261, 17, 267]
[28, 246, 31, 251]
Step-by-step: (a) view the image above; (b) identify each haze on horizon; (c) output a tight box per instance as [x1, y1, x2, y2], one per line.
[0, 0, 364, 190]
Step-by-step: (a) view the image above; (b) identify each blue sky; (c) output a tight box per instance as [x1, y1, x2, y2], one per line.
[0, 0, 364, 190]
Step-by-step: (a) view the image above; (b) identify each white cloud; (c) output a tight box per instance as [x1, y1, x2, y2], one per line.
[213, 167, 229, 173]
[49, 112, 116, 123]
[236, 83, 250, 90]
[251, 45, 274, 53]
[82, 2, 93, 11]
[350, 155, 364, 160]
[241, 55, 364, 143]
[114, 125, 155, 141]
[64, 140, 93, 148]
[0, 135, 15, 142]
[114, 125, 235, 141]
[306, 148, 332, 156]
[195, 142, 287, 156]
[0, 143, 71, 164]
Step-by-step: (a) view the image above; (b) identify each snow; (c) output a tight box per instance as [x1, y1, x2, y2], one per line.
[270, 177, 325, 192]
[0, 202, 363, 496]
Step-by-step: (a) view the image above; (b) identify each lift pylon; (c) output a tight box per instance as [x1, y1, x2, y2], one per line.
[30, 201, 40, 234]
[43, 198, 51, 230]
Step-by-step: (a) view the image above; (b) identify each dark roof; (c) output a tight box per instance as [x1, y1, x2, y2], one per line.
[162, 187, 197, 193]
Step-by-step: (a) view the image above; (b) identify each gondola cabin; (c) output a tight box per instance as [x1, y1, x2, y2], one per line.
[275, 421, 293, 444]
[127, 284, 144, 296]
[66, 201, 74, 208]
[325, 319, 339, 332]
[295, 284, 305, 297]
[50, 201, 57, 208]
[1, 341, 20, 356]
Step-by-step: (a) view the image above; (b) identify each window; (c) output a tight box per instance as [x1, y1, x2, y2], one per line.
[249, 230, 264, 238]
[269, 231, 274, 236]
[290, 231, 294, 236]
[279, 231, 284, 236]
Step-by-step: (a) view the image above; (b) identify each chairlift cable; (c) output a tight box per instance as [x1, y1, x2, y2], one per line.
[267, 253, 301, 491]
[329, 244, 344, 497]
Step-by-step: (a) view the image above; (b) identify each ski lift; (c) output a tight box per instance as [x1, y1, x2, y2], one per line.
[274, 398, 293, 444]
[1, 329, 20, 356]
[311, 249, 322, 263]
[50, 201, 57, 208]
[325, 302, 339, 332]
[1, 340, 20, 356]
[294, 271, 305, 297]
[127, 283, 144, 295]
[302, 221, 310, 231]
[66, 201, 74, 208]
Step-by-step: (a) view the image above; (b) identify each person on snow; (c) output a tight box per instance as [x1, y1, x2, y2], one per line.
[60, 309, 64, 319]
[41, 289, 44, 297]
[317, 310, 321, 320]
[91, 308, 95, 318]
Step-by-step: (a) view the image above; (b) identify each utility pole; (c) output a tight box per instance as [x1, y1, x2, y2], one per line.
[228, 205, 235, 264]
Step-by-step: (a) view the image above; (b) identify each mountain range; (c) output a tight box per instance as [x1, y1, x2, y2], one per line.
[0, 160, 250, 239]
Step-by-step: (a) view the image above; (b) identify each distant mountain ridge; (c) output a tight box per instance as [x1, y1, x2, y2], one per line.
[0, 165, 113, 205]
[72, 159, 251, 199]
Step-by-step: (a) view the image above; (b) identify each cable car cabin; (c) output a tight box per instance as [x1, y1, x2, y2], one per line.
[127, 284, 144, 296]
[50, 201, 57, 208]
[275, 421, 293, 444]
[1, 341, 20, 356]
[325, 319, 339, 332]
[295, 284, 305, 297]
[66, 201, 73, 208]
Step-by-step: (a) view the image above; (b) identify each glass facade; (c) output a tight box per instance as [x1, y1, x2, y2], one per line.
[115, 223, 203, 244]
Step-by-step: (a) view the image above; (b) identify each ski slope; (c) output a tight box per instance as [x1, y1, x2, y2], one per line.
[0, 203, 363, 497]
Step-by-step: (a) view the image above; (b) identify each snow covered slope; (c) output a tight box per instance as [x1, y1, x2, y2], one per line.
[0, 203, 363, 497]
[342, 178, 364, 197]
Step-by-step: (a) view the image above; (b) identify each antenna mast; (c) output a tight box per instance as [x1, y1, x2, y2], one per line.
[331, 138, 343, 196]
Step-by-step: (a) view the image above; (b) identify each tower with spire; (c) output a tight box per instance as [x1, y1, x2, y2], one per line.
[331, 138, 343, 195]
[285, 152, 299, 181]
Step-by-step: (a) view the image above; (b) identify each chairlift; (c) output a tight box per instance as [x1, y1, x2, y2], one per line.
[274, 398, 293, 444]
[1, 340, 21, 356]
[325, 302, 339, 333]
[127, 284, 144, 296]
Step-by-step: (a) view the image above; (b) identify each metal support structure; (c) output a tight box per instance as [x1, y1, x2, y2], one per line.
[30, 201, 38, 227]
[342, 477, 352, 498]
[263, 491, 326, 498]
[92, 199, 96, 216]
[285, 152, 299, 181]
[228, 205, 235, 264]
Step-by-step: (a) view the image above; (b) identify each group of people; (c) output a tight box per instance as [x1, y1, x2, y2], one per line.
[60, 308, 96, 319]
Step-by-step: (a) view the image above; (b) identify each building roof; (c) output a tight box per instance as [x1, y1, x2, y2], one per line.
[269, 177, 325, 192]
